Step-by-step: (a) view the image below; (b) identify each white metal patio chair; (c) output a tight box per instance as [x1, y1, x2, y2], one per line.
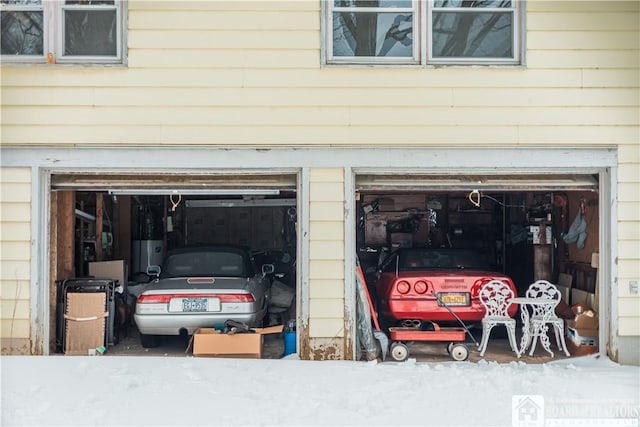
[478, 280, 518, 357]
[524, 280, 570, 357]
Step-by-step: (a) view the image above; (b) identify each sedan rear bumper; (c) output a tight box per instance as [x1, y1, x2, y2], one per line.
[134, 312, 263, 336]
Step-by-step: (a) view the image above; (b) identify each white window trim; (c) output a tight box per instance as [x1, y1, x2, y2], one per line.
[326, 0, 421, 65]
[427, 1, 521, 65]
[0, 1, 48, 63]
[324, 0, 524, 67]
[55, 1, 124, 64]
[1, 0, 126, 65]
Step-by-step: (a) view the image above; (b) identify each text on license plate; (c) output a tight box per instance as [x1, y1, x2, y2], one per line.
[437, 292, 470, 306]
[183, 298, 208, 312]
[168, 297, 221, 313]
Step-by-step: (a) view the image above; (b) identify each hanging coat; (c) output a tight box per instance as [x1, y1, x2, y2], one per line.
[562, 212, 587, 249]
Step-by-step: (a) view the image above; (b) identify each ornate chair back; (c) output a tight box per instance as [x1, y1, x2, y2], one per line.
[479, 280, 515, 318]
[525, 279, 561, 318]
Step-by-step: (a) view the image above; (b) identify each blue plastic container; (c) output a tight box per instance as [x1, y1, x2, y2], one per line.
[283, 331, 296, 356]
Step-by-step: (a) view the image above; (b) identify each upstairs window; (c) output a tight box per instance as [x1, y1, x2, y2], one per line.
[325, 0, 523, 66]
[330, 0, 419, 64]
[430, 0, 518, 63]
[1, 0, 126, 64]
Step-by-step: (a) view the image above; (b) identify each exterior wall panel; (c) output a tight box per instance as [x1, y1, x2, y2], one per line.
[308, 169, 344, 348]
[0, 168, 31, 353]
[0, 242, 31, 263]
[309, 280, 344, 299]
[619, 318, 640, 336]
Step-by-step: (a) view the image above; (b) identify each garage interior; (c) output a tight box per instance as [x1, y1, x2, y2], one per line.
[49, 173, 298, 357]
[354, 173, 601, 361]
[47, 172, 601, 361]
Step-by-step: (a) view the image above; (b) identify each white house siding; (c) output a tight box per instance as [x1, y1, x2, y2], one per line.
[617, 144, 640, 365]
[307, 169, 347, 360]
[0, 0, 638, 362]
[0, 168, 32, 354]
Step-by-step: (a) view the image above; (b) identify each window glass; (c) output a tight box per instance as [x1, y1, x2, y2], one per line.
[381, 254, 399, 272]
[64, 9, 117, 56]
[335, 0, 413, 7]
[433, 0, 511, 7]
[1, 0, 43, 56]
[333, 11, 413, 57]
[65, 0, 114, 4]
[163, 251, 247, 278]
[431, 11, 513, 58]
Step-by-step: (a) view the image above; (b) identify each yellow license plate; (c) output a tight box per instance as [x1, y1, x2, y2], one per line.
[438, 293, 470, 306]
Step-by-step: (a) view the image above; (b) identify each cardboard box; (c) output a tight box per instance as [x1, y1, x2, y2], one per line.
[565, 305, 599, 356]
[64, 292, 108, 356]
[566, 326, 598, 356]
[89, 260, 126, 292]
[190, 325, 283, 358]
[566, 305, 599, 330]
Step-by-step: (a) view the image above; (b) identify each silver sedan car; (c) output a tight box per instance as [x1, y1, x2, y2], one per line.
[134, 245, 273, 348]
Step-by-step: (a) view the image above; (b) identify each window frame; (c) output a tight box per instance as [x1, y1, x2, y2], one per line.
[323, 0, 524, 67]
[325, 0, 421, 65]
[427, 1, 521, 65]
[0, 0, 48, 63]
[1, 0, 126, 65]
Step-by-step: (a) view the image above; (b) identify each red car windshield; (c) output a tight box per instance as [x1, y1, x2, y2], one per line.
[385, 249, 490, 272]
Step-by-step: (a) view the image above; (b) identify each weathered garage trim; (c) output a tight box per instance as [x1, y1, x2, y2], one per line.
[1, 146, 617, 170]
[31, 167, 47, 355]
[50, 173, 297, 191]
[602, 167, 618, 362]
[298, 167, 310, 360]
[355, 173, 599, 192]
[344, 167, 356, 360]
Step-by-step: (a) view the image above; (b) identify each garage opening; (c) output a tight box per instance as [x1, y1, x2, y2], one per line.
[49, 172, 298, 357]
[355, 173, 600, 361]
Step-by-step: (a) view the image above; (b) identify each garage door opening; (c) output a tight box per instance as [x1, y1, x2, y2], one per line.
[355, 173, 600, 361]
[48, 172, 298, 357]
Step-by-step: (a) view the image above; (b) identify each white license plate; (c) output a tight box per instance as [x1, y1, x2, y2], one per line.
[183, 298, 207, 312]
[169, 297, 221, 313]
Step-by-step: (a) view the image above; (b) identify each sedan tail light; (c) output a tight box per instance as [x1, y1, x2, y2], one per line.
[137, 293, 255, 304]
[218, 294, 255, 303]
[137, 294, 171, 304]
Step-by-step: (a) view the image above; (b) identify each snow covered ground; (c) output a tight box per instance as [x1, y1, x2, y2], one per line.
[1, 353, 639, 427]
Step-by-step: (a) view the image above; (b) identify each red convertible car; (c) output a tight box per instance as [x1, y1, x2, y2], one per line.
[372, 247, 518, 327]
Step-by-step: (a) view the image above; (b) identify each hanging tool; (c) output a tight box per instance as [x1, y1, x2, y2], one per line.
[468, 189, 481, 208]
[169, 192, 182, 212]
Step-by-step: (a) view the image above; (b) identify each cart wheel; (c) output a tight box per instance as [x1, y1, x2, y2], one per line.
[450, 343, 469, 361]
[390, 342, 409, 362]
[447, 342, 454, 354]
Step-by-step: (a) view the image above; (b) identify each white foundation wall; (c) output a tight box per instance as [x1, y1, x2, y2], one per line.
[0, 168, 32, 354]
